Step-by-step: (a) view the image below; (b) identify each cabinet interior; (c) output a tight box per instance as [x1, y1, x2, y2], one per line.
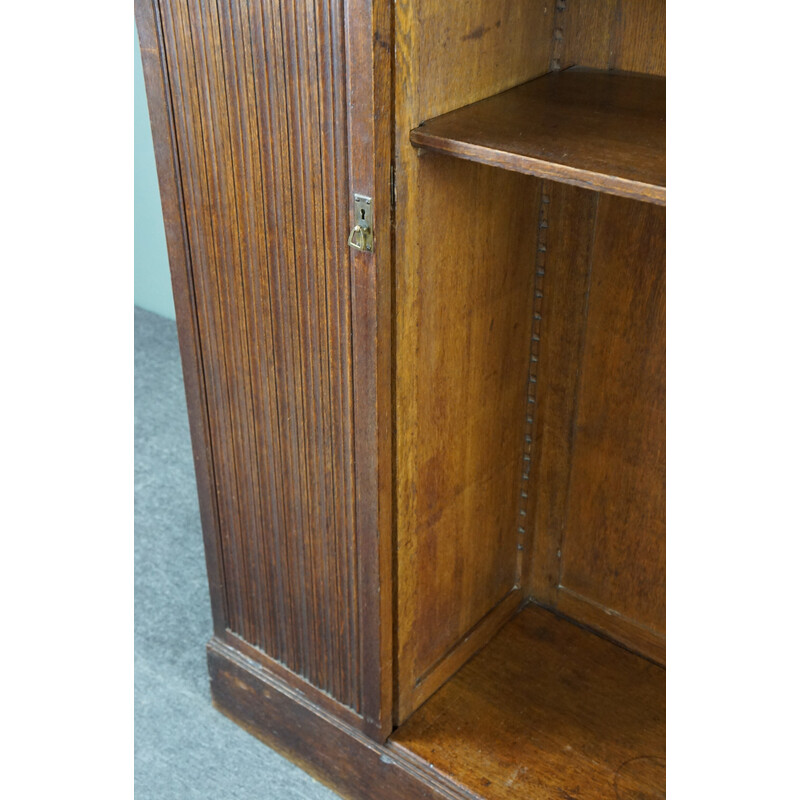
[392, 1, 665, 795]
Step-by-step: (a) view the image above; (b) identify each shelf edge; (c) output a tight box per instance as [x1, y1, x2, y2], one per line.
[410, 129, 666, 206]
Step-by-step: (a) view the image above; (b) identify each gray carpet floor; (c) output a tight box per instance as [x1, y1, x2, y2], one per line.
[135, 306, 339, 800]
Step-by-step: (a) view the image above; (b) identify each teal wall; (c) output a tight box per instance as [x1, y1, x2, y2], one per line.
[135, 27, 175, 320]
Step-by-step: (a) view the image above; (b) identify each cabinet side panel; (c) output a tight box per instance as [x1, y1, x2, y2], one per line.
[151, 0, 363, 714]
[395, 0, 556, 721]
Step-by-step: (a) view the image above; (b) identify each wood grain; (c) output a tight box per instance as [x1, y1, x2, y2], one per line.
[390, 604, 666, 800]
[208, 637, 468, 800]
[526, 181, 598, 607]
[396, 156, 538, 719]
[394, 0, 556, 724]
[557, 194, 666, 646]
[526, 189, 665, 663]
[135, 0, 228, 637]
[140, 0, 669, 786]
[561, 0, 666, 77]
[556, 588, 666, 665]
[411, 69, 666, 205]
[343, 0, 396, 740]
[513, 184, 552, 583]
[138, 0, 393, 735]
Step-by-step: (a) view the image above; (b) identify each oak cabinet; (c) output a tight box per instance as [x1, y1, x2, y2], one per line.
[137, 0, 665, 797]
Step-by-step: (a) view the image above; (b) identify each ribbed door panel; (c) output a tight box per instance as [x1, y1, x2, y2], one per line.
[156, 0, 359, 711]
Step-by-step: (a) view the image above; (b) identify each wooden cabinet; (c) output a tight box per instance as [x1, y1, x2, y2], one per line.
[137, 0, 665, 797]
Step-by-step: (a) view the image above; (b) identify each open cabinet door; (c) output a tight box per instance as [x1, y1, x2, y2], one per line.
[135, 0, 393, 740]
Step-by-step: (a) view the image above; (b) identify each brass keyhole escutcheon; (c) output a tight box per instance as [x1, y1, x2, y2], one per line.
[347, 194, 373, 252]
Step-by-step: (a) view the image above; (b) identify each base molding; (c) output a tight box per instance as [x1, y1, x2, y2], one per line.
[207, 637, 470, 800]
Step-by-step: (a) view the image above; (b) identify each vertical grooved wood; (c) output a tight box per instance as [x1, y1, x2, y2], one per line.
[136, 0, 229, 636]
[147, 0, 376, 716]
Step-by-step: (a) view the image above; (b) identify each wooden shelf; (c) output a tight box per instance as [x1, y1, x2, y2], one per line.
[389, 604, 666, 800]
[410, 68, 665, 205]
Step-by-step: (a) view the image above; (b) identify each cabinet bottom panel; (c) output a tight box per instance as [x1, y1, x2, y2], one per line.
[390, 604, 665, 800]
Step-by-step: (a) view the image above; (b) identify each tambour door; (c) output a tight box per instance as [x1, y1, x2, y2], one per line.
[135, 0, 393, 739]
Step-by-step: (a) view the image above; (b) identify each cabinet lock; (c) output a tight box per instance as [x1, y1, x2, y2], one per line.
[347, 194, 373, 252]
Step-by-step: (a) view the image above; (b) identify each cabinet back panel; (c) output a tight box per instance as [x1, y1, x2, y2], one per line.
[527, 186, 666, 662]
[560, 0, 666, 77]
[395, 0, 557, 720]
[152, 0, 364, 711]
[559, 195, 666, 636]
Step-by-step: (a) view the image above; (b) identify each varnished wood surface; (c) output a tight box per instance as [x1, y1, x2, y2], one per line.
[410, 69, 665, 205]
[560, 0, 666, 77]
[141, 0, 669, 784]
[155, 0, 359, 712]
[396, 158, 539, 720]
[556, 589, 666, 666]
[390, 604, 666, 800]
[208, 638, 467, 800]
[343, 0, 396, 739]
[394, 0, 555, 724]
[135, 0, 228, 637]
[137, 0, 394, 735]
[526, 186, 665, 663]
[557, 194, 666, 646]
[526, 182, 598, 609]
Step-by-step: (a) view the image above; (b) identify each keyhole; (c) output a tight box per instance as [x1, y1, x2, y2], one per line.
[360, 208, 366, 221]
